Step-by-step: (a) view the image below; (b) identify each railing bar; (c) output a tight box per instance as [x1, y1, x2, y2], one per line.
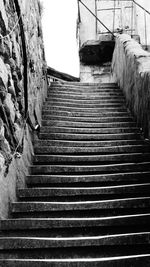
[96, 0, 150, 16]
[131, 0, 134, 37]
[144, 12, 148, 50]
[79, 0, 115, 38]
[133, 0, 150, 16]
[113, 0, 116, 33]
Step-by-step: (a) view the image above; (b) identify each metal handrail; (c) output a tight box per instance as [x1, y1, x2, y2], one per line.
[78, 0, 115, 38]
[78, 0, 150, 49]
[133, 0, 150, 16]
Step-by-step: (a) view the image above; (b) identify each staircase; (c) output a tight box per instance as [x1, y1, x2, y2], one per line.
[1, 81, 150, 266]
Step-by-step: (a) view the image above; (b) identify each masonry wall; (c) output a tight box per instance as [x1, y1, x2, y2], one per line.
[0, 0, 47, 218]
[112, 34, 150, 139]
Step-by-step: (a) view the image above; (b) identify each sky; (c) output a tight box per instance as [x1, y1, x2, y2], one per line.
[41, 0, 80, 77]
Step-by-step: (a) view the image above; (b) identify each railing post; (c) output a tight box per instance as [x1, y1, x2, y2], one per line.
[144, 11, 148, 50]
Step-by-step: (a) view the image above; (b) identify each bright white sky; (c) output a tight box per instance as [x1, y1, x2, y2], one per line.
[41, 0, 80, 77]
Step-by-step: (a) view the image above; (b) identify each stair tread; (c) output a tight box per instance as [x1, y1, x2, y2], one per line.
[11, 197, 150, 212]
[0, 255, 150, 265]
[2, 213, 150, 229]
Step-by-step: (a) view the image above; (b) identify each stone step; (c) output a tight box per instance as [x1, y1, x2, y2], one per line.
[44, 105, 126, 112]
[42, 110, 131, 117]
[46, 96, 125, 102]
[42, 116, 133, 123]
[39, 132, 141, 140]
[39, 131, 141, 142]
[43, 106, 127, 112]
[44, 101, 126, 108]
[47, 93, 124, 99]
[34, 140, 143, 148]
[42, 121, 136, 128]
[11, 197, 150, 214]
[48, 88, 122, 93]
[0, 256, 150, 267]
[46, 97, 125, 103]
[17, 183, 150, 200]
[48, 87, 121, 92]
[49, 85, 119, 90]
[1, 214, 150, 231]
[34, 144, 149, 155]
[51, 82, 118, 87]
[33, 153, 150, 164]
[26, 172, 150, 186]
[30, 162, 150, 175]
[50, 82, 118, 87]
[1, 232, 150, 250]
[40, 127, 140, 135]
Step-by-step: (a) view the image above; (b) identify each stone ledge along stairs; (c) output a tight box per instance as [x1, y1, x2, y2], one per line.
[0, 81, 150, 266]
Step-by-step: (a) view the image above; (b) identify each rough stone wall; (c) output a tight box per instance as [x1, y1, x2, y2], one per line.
[112, 34, 150, 138]
[0, 0, 47, 218]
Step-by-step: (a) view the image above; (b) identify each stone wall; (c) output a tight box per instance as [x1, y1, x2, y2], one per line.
[112, 34, 150, 138]
[0, 0, 47, 218]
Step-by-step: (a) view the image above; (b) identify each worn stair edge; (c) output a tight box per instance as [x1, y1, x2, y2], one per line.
[42, 116, 133, 123]
[39, 133, 142, 140]
[11, 197, 150, 212]
[44, 101, 126, 107]
[39, 127, 140, 135]
[45, 96, 126, 102]
[1, 233, 150, 249]
[0, 255, 150, 267]
[34, 153, 150, 164]
[42, 110, 131, 117]
[34, 140, 144, 148]
[34, 147, 150, 157]
[17, 183, 150, 199]
[43, 106, 127, 111]
[30, 162, 150, 175]
[26, 172, 150, 185]
[1, 214, 150, 230]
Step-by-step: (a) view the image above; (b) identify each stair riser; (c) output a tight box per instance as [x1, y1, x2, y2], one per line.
[35, 145, 150, 157]
[11, 198, 150, 214]
[45, 101, 125, 106]
[1, 234, 150, 249]
[44, 104, 125, 110]
[43, 107, 127, 112]
[17, 184, 150, 200]
[42, 111, 130, 117]
[30, 163, 150, 175]
[42, 116, 133, 123]
[39, 133, 141, 141]
[40, 128, 140, 135]
[26, 172, 150, 186]
[42, 121, 136, 128]
[46, 97, 125, 102]
[0, 258, 150, 266]
[2, 215, 150, 231]
[34, 140, 143, 148]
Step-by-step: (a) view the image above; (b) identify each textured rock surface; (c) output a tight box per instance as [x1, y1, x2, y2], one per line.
[0, 0, 47, 218]
[112, 34, 150, 138]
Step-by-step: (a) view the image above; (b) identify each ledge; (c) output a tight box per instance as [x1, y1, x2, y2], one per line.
[112, 34, 150, 138]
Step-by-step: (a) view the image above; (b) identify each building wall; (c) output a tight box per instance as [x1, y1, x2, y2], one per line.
[0, 0, 47, 218]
